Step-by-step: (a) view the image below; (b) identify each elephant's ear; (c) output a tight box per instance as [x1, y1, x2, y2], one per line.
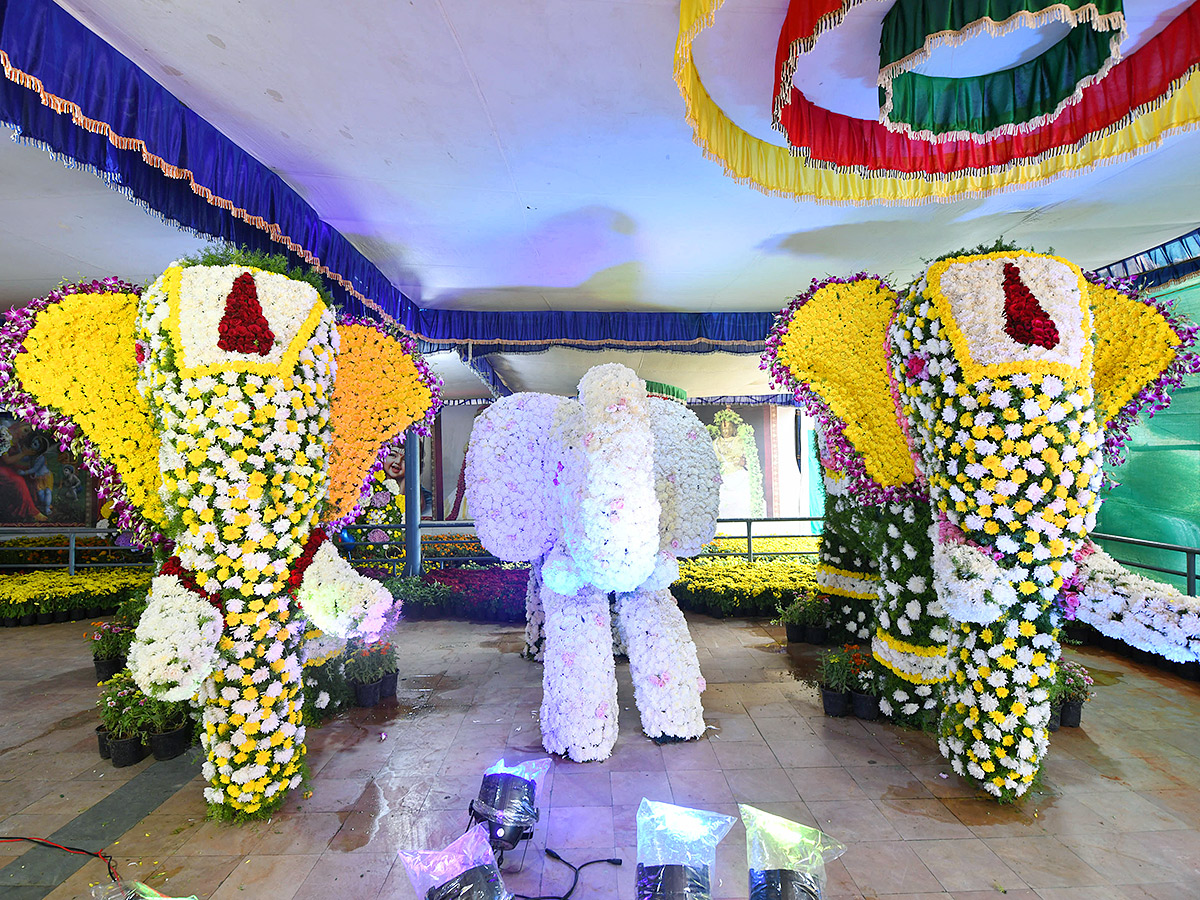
[1090, 280, 1191, 429]
[13, 291, 166, 525]
[325, 322, 438, 523]
[769, 278, 917, 488]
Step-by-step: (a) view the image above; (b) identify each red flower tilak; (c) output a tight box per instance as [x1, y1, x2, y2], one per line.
[1002, 263, 1060, 350]
[217, 272, 275, 355]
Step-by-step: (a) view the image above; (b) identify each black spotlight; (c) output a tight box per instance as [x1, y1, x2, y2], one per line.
[467, 757, 551, 858]
[749, 868, 822, 900]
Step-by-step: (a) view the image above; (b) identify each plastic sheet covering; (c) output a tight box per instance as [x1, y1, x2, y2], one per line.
[471, 758, 551, 826]
[91, 882, 198, 899]
[636, 799, 735, 898]
[740, 805, 846, 900]
[399, 824, 511, 900]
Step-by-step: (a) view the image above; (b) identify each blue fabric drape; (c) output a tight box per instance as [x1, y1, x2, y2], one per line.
[0, 0, 413, 323]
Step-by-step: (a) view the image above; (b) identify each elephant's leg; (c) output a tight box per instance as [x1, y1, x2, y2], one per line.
[614, 587, 706, 741]
[523, 559, 545, 661]
[539, 584, 618, 761]
[817, 491, 881, 643]
[200, 593, 307, 816]
[871, 499, 949, 727]
[939, 612, 1059, 800]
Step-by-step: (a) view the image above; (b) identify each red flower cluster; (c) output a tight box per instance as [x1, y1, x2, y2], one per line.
[1002, 263, 1060, 350]
[217, 272, 275, 355]
[287, 527, 327, 593]
[159, 555, 224, 615]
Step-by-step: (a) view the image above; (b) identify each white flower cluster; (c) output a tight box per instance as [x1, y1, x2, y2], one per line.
[538, 585, 618, 761]
[296, 541, 394, 640]
[464, 392, 573, 561]
[129, 574, 223, 701]
[647, 398, 719, 557]
[546, 365, 660, 594]
[931, 535, 1017, 624]
[1074, 548, 1200, 662]
[935, 254, 1089, 369]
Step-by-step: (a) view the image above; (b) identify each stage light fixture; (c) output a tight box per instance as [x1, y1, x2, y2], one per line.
[635, 799, 735, 900]
[467, 757, 551, 858]
[740, 804, 845, 900]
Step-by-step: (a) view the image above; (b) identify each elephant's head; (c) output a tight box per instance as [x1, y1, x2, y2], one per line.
[464, 363, 719, 594]
[766, 252, 1193, 619]
[4, 262, 438, 626]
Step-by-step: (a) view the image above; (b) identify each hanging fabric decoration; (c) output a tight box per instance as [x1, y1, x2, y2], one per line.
[878, 0, 1126, 143]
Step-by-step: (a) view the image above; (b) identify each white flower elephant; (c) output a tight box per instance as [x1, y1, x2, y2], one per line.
[464, 364, 719, 761]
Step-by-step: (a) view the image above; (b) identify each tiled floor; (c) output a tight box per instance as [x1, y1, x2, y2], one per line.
[3, 616, 1200, 899]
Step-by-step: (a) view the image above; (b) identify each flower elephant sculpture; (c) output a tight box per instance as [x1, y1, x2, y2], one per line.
[764, 250, 1199, 798]
[464, 364, 719, 761]
[0, 262, 440, 816]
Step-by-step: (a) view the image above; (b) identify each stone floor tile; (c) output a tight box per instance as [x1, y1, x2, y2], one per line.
[910, 837, 1026, 893]
[983, 834, 1108, 888]
[840, 840, 944, 895]
[209, 853, 319, 900]
[875, 797, 975, 840]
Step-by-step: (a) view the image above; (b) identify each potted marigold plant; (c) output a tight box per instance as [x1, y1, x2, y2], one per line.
[802, 593, 831, 645]
[343, 642, 385, 708]
[88, 620, 133, 681]
[847, 645, 881, 721]
[1058, 660, 1094, 728]
[97, 672, 152, 767]
[774, 599, 807, 644]
[815, 646, 854, 717]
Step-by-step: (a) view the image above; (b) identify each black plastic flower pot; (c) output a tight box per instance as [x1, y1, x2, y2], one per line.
[108, 735, 147, 768]
[803, 625, 827, 645]
[53, 610, 71, 623]
[784, 624, 805, 644]
[96, 725, 110, 760]
[19, 613, 36, 626]
[379, 670, 398, 699]
[1059, 699, 1083, 728]
[0, 616, 16, 627]
[353, 678, 383, 708]
[851, 691, 880, 721]
[749, 867, 821, 900]
[35, 612, 54, 625]
[636, 863, 711, 900]
[71, 608, 89, 621]
[820, 688, 852, 717]
[150, 725, 192, 761]
[94, 657, 126, 682]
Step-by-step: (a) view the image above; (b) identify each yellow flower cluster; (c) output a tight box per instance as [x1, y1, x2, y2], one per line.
[700, 536, 821, 556]
[0, 567, 151, 613]
[773, 278, 916, 487]
[326, 324, 436, 522]
[676, 556, 818, 600]
[1089, 282, 1181, 426]
[16, 291, 165, 524]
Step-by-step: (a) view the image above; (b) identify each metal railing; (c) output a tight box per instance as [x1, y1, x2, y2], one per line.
[1092, 531, 1199, 597]
[0, 521, 1194, 596]
[0, 527, 153, 575]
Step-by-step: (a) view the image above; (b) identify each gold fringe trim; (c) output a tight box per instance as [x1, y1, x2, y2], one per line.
[0, 49, 405, 331]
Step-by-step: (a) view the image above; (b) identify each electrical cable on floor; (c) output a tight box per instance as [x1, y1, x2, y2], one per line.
[0, 835, 119, 882]
[511, 847, 622, 900]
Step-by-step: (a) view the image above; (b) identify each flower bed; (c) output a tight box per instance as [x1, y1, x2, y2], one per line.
[673, 556, 819, 618]
[0, 567, 151, 621]
[384, 566, 530, 624]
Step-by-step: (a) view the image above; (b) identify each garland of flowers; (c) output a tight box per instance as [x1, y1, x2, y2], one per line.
[0, 278, 162, 540]
[1073, 544, 1200, 662]
[1086, 275, 1200, 466]
[818, 495, 880, 643]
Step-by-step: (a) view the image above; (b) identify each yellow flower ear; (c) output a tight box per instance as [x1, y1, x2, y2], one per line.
[1090, 282, 1182, 426]
[774, 279, 916, 488]
[326, 323, 435, 522]
[15, 291, 165, 525]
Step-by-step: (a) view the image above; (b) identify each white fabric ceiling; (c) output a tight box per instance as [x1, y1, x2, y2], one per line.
[0, 1, 1197, 399]
[34, 0, 1199, 314]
